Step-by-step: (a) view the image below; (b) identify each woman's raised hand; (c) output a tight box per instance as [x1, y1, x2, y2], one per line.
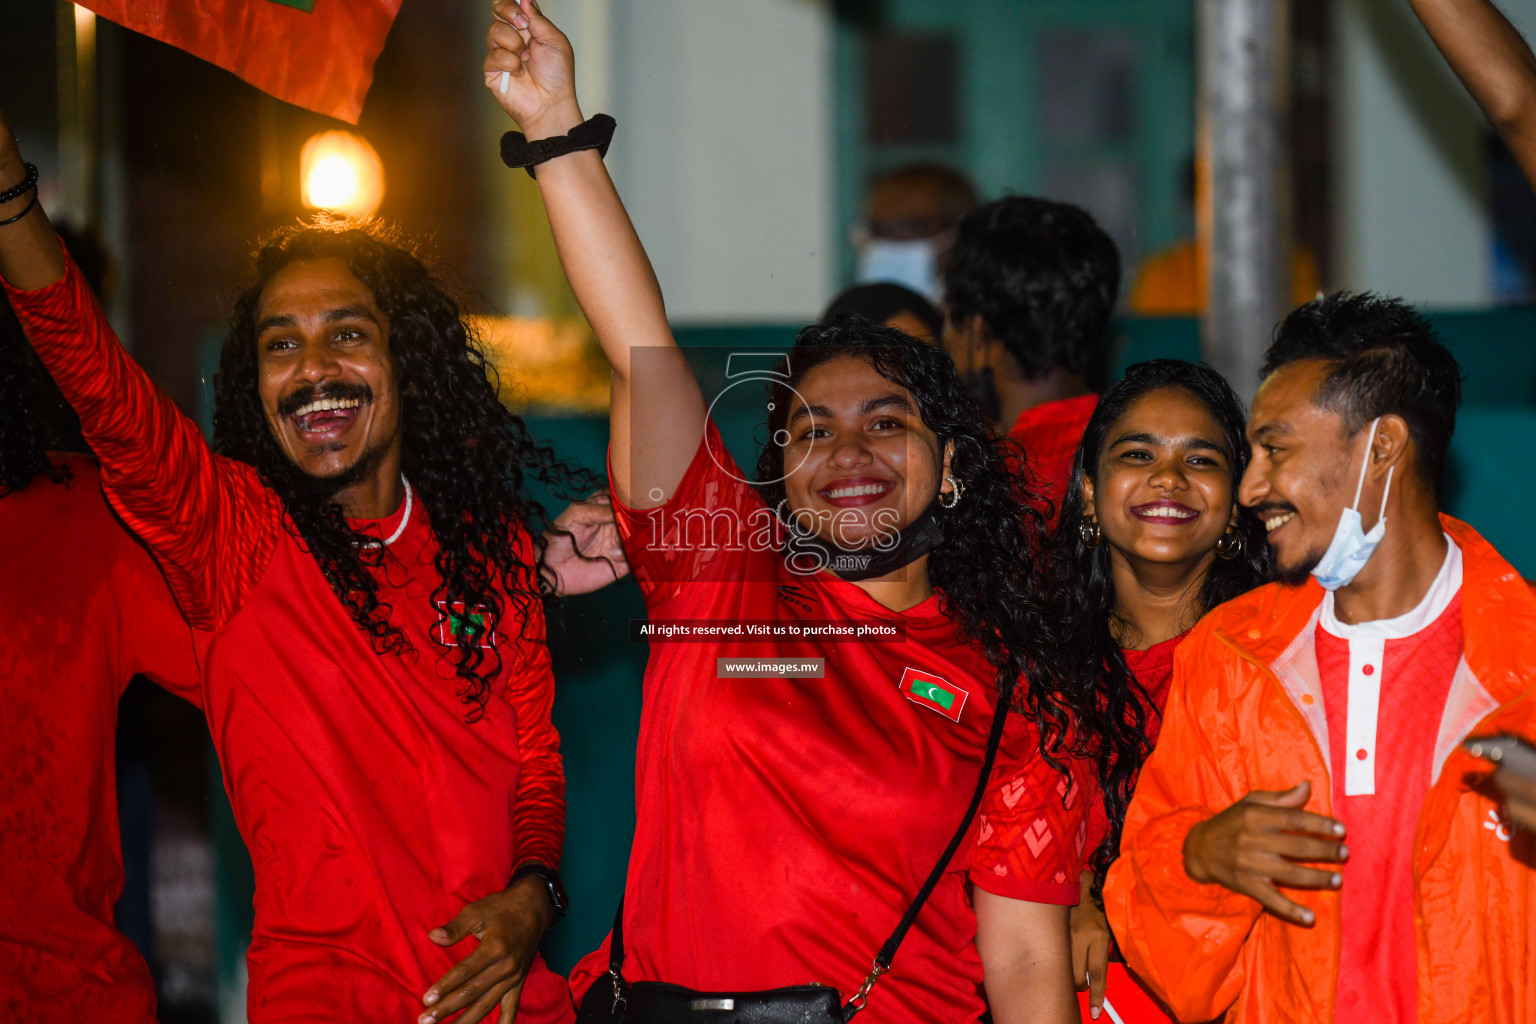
[483, 0, 582, 138]
[483, 0, 703, 508]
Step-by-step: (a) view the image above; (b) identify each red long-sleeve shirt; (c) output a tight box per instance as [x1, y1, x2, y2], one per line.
[6, 255, 565, 1023]
[0, 457, 200, 1022]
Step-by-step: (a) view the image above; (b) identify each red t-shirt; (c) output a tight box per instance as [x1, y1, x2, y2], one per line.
[979, 634, 1184, 886]
[7, 258, 569, 1023]
[1120, 635, 1181, 743]
[1317, 577, 1463, 1024]
[0, 457, 200, 1021]
[975, 632, 1184, 1024]
[568, 421, 1082, 1023]
[1007, 393, 1099, 516]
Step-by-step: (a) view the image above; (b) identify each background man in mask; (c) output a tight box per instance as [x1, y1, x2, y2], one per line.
[1103, 294, 1536, 1023]
[853, 162, 977, 303]
[941, 196, 1121, 513]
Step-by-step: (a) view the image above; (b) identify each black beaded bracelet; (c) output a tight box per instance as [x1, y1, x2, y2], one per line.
[0, 162, 38, 206]
[500, 114, 616, 179]
[0, 186, 38, 227]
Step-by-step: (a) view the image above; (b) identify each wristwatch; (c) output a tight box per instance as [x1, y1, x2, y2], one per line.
[511, 861, 569, 923]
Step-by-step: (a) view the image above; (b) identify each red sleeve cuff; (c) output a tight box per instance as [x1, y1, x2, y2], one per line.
[969, 870, 1081, 906]
[516, 839, 562, 874]
[605, 417, 729, 523]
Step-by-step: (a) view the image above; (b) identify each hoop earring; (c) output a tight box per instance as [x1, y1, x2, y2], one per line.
[1216, 526, 1243, 560]
[1079, 516, 1103, 549]
[939, 474, 965, 510]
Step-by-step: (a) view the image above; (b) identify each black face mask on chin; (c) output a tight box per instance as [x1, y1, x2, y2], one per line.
[963, 366, 1001, 423]
[781, 497, 947, 583]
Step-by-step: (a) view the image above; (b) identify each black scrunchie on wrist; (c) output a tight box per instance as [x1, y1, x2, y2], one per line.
[500, 114, 616, 179]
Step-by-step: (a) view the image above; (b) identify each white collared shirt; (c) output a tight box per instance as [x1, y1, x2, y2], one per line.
[1318, 535, 1462, 795]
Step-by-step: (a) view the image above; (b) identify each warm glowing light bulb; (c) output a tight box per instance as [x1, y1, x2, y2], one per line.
[300, 130, 384, 216]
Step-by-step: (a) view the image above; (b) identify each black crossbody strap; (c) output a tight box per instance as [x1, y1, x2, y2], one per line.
[843, 674, 1015, 1018]
[609, 899, 625, 969]
[596, 675, 1017, 1022]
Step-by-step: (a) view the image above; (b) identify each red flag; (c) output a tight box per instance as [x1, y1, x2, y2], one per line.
[78, 0, 403, 123]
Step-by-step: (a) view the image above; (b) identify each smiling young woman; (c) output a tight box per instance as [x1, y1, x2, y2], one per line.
[972, 360, 1271, 1022]
[480, 1, 1146, 1020]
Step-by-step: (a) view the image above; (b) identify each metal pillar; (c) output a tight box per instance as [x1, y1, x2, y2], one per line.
[1199, 0, 1290, 400]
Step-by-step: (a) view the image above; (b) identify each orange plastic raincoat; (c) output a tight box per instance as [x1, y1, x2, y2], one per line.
[1104, 517, 1536, 1023]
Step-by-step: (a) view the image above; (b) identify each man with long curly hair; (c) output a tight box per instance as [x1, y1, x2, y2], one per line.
[0, 288, 200, 1018]
[0, 110, 620, 1024]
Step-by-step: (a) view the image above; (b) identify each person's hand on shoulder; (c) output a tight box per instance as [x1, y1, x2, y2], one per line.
[1182, 780, 1348, 927]
[483, 0, 583, 140]
[542, 491, 630, 596]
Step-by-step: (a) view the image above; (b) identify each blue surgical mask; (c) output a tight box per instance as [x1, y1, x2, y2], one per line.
[1311, 417, 1395, 591]
[855, 237, 943, 303]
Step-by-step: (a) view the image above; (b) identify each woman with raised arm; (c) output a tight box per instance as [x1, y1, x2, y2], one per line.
[972, 360, 1270, 1022]
[480, 3, 1141, 1022]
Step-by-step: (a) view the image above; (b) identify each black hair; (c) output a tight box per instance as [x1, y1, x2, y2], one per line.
[753, 318, 1144, 836]
[820, 282, 942, 340]
[213, 218, 599, 720]
[0, 289, 84, 495]
[943, 196, 1122, 382]
[865, 162, 979, 234]
[1262, 292, 1463, 496]
[1052, 360, 1271, 892]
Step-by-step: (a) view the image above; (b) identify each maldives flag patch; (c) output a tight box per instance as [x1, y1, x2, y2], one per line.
[898, 667, 968, 722]
[433, 601, 498, 650]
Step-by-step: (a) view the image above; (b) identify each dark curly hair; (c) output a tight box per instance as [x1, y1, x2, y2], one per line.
[753, 318, 1142, 820]
[0, 292, 79, 494]
[1051, 360, 1271, 892]
[943, 196, 1121, 383]
[213, 218, 599, 719]
[1263, 292, 1463, 498]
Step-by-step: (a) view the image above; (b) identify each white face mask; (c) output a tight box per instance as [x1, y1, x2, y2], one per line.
[1311, 417, 1395, 591]
[855, 237, 944, 303]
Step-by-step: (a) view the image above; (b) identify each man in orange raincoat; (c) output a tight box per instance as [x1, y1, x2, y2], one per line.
[1103, 293, 1536, 1024]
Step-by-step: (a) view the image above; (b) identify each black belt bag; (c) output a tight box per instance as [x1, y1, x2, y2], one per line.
[576, 676, 1014, 1024]
[625, 982, 844, 1024]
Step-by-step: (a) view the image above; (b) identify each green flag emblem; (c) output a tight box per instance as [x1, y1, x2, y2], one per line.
[434, 601, 497, 649]
[899, 666, 969, 722]
[909, 679, 954, 709]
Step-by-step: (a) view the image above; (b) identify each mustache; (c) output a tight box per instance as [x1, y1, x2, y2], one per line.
[1252, 502, 1298, 520]
[277, 381, 374, 418]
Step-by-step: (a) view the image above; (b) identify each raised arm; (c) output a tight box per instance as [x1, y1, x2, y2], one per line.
[0, 117, 65, 290]
[0, 115, 279, 628]
[1409, 0, 1536, 185]
[483, 0, 707, 510]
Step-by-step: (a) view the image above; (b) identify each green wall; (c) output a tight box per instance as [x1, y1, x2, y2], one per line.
[835, 0, 1196, 283]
